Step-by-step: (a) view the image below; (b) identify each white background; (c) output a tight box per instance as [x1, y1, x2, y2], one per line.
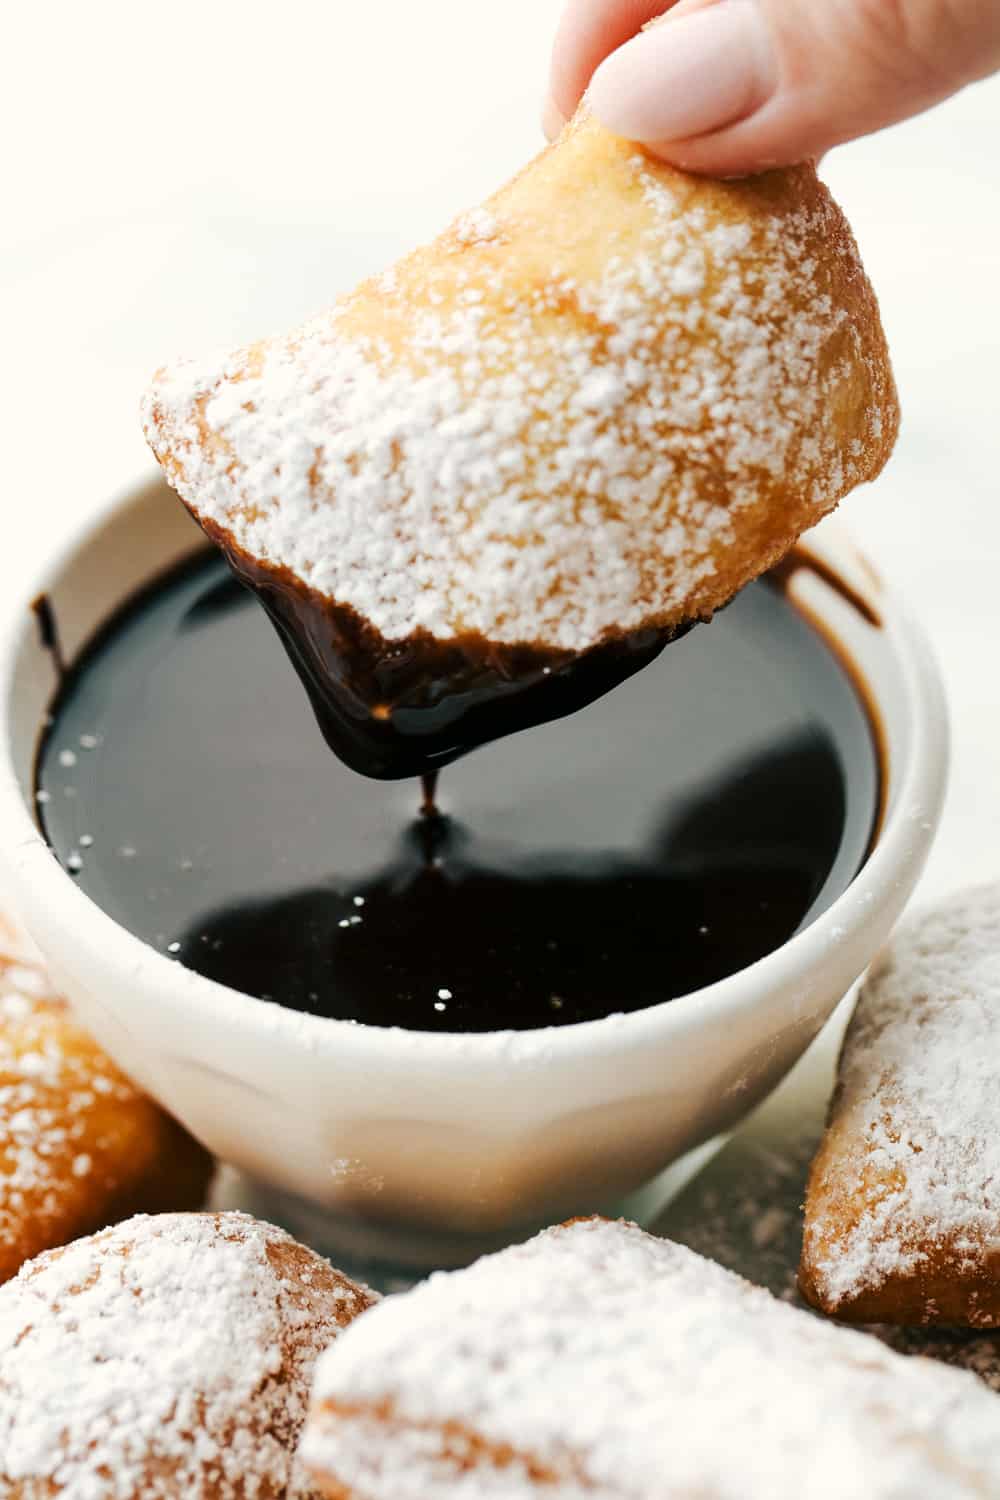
[3, 0, 999, 904]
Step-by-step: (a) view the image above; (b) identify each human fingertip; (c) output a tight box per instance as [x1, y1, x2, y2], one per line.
[542, 95, 568, 142]
[588, 0, 775, 149]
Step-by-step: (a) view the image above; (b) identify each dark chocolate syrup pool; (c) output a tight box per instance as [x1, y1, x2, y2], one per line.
[35, 550, 881, 1032]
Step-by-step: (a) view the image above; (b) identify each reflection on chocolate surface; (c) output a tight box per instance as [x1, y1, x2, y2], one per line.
[169, 735, 845, 1031]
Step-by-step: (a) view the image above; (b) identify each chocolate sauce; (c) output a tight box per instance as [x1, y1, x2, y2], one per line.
[207, 523, 683, 781]
[31, 594, 66, 680]
[768, 548, 882, 629]
[35, 549, 880, 1032]
[420, 771, 440, 819]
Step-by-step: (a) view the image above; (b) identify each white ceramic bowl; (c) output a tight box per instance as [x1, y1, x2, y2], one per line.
[0, 477, 947, 1263]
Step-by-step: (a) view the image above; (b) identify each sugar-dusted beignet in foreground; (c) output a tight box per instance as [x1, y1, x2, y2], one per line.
[801, 883, 1000, 1327]
[0, 916, 212, 1283]
[0, 1211, 377, 1498]
[143, 111, 897, 777]
[301, 1217, 1000, 1500]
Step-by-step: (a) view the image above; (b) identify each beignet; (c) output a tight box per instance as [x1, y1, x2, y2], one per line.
[302, 1217, 1000, 1499]
[0, 1211, 376, 1498]
[0, 917, 211, 1284]
[143, 113, 896, 776]
[801, 883, 1000, 1326]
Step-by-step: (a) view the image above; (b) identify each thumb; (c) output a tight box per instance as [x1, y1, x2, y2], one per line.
[585, 0, 1000, 174]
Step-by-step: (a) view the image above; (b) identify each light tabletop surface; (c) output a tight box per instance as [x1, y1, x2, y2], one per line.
[4, 2, 999, 1161]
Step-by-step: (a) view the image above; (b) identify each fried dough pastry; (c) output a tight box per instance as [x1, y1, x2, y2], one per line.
[0, 1210, 376, 1498]
[142, 112, 897, 777]
[800, 884, 1000, 1327]
[0, 920, 212, 1283]
[302, 1217, 1000, 1500]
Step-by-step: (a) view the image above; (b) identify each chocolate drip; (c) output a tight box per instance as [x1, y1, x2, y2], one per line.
[31, 594, 66, 680]
[203, 521, 683, 781]
[420, 771, 440, 820]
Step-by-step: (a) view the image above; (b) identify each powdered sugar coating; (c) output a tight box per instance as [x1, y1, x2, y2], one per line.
[0, 927, 210, 1286]
[143, 116, 896, 651]
[0, 1211, 375, 1498]
[669, 1125, 1000, 1390]
[0, 949, 129, 1273]
[304, 1218, 1000, 1499]
[802, 883, 1000, 1317]
[0, 958, 131, 1247]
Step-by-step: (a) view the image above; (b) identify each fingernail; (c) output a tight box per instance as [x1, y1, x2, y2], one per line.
[542, 95, 567, 142]
[588, 0, 776, 144]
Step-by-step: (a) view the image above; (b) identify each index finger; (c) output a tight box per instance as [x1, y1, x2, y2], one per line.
[548, 0, 677, 122]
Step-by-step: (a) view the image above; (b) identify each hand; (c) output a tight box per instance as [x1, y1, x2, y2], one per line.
[544, 0, 1000, 174]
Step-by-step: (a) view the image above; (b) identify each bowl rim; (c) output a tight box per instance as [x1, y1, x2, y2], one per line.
[0, 474, 949, 1070]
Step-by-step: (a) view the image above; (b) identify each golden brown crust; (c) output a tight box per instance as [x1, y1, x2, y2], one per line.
[0, 1211, 376, 1499]
[307, 1398, 586, 1500]
[143, 111, 898, 656]
[800, 887, 1000, 1327]
[440, 122, 899, 634]
[0, 926, 213, 1285]
[800, 1103, 1000, 1326]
